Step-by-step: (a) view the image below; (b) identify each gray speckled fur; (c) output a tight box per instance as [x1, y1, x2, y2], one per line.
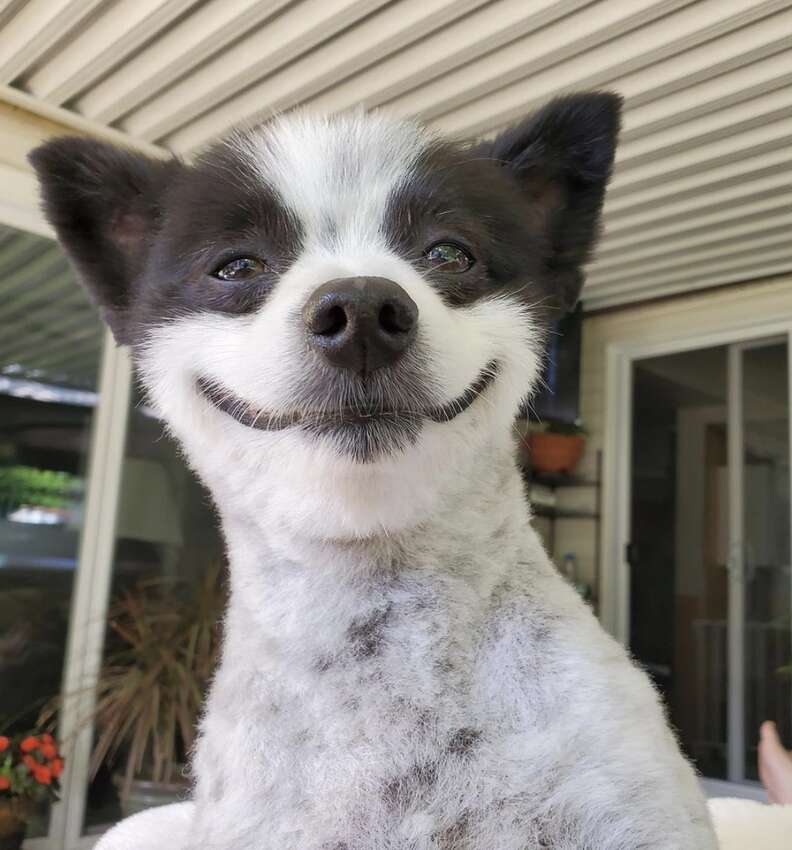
[179, 452, 715, 850]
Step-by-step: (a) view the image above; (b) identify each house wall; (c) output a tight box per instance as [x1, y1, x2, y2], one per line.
[552, 273, 792, 615]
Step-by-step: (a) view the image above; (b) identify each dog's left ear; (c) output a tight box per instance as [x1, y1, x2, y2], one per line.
[473, 92, 622, 311]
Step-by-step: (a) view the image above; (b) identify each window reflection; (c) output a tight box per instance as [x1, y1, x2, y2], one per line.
[0, 224, 103, 838]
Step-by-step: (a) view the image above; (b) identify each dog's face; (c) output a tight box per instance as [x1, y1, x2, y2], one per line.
[31, 95, 620, 539]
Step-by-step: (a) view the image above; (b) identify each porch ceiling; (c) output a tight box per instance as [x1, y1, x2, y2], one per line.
[0, 224, 101, 391]
[0, 0, 790, 310]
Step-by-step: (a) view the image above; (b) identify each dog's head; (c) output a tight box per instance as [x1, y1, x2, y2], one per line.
[31, 94, 620, 539]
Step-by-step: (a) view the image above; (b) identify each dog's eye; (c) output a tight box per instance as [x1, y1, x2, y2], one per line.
[424, 243, 474, 273]
[212, 257, 267, 281]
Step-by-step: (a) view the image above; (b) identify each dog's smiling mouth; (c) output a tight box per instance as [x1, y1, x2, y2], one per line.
[196, 361, 499, 432]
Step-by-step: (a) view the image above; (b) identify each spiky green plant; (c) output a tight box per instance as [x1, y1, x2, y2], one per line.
[89, 564, 225, 799]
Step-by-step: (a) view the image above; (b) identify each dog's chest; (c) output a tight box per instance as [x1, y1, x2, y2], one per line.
[196, 571, 563, 850]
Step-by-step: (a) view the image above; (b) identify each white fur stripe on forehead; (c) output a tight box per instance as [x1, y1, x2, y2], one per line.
[230, 111, 435, 253]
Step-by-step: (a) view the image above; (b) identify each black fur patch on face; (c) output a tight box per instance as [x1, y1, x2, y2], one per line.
[29, 136, 303, 345]
[31, 93, 619, 350]
[131, 143, 303, 335]
[386, 142, 551, 314]
[385, 93, 621, 320]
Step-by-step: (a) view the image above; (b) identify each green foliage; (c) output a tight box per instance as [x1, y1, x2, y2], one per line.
[543, 420, 588, 437]
[0, 465, 82, 511]
[0, 757, 45, 801]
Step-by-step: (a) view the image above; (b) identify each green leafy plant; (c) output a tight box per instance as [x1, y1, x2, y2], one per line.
[0, 465, 82, 512]
[540, 420, 588, 437]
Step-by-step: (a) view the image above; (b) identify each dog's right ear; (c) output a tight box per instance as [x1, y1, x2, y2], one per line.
[29, 137, 182, 344]
[470, 92, 621, 313]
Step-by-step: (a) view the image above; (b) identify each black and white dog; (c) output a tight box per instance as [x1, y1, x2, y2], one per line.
[32, 93, 717, 849]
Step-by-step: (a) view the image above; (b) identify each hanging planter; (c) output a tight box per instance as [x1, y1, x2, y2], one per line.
[527, 422, 587, 476]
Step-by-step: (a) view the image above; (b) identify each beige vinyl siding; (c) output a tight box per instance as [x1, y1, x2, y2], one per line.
[0, 0, 790, 309]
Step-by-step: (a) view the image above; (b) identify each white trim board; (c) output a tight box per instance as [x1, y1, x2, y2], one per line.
[0, 162, 52, 237]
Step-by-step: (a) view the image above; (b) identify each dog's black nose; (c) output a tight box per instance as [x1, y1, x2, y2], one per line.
[302, 277, 418, 373]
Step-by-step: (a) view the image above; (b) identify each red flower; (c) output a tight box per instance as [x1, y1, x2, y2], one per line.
[40, 743, 57, 760]
[33, 766, 52, 785]
[51, 758, 64, 778]
[0, 737, 9, 752]
[20, 736, 39, 753]
[40, 733, 54, 746]
[0, 776, 9, 791]
[22, 755, 38, 772]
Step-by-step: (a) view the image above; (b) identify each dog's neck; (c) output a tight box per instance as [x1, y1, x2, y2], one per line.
[214, 444, 534, 662]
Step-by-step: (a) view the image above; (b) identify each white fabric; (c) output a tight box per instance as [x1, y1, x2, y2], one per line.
[95, 798, 792, 849]
[709, 798, 792, 850]
[94, 802, 194, 850]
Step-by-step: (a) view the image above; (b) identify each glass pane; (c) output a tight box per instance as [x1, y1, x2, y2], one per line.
[630, 346, 730, 779]
[741, 341, 791, 781]
[0, 225, 103, 837]
[82, 388, 224, 835]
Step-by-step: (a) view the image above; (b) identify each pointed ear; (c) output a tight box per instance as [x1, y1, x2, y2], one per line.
[29, 137, 182, 344]
[474, 92, 622, 311]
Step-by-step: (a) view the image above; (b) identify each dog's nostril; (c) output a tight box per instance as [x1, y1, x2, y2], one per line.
[303, 277, 418, 373]
[379, 302, 412, 335]
[314, 304, 347, 337]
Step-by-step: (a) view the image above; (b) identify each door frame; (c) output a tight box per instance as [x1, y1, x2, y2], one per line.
[601, 315, 792, 795]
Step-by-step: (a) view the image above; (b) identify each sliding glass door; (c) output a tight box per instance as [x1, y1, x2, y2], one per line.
[628, 335, 791, 792]
[728, 339, 791, 783]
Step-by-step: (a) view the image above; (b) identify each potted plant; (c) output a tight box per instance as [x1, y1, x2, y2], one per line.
[53, 564, 225, 817]
[0, 732, 64, 850]
[527, 420, 587, 476]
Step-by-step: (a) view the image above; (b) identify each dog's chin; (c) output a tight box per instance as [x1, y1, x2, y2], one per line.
[196, 361, 499, 461]
[300, 415, 423, 463]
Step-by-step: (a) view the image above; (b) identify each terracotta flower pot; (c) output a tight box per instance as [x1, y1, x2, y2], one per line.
[528, 432, 585, 475]
[0, 799, 33, 850]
